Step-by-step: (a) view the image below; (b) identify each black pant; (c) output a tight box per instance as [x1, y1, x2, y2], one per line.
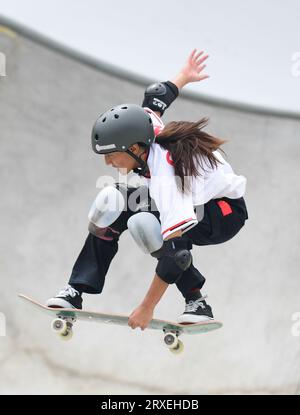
[69, 187, 248, 298]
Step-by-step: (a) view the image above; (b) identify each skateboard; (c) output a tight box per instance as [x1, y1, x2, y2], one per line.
[18, 294, 222, 354]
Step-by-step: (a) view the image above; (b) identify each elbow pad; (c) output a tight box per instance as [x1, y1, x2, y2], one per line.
[142, 81, 179, 116]
[152, 237, 193, 284]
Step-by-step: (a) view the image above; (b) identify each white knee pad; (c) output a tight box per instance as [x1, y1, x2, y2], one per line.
[88, 186, 125, 228]
[127, 212, 163, 254]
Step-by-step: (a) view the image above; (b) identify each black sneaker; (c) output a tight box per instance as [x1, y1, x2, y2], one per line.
[177, 295, 214, 324]
[46, 285, 83, 309]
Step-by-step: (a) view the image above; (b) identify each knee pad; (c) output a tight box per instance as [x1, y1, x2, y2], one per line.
[88, 185, 125, 240]
[153, 237, 193, 284]
[127, 212, 163, 254]
[142, 81, 179, 115]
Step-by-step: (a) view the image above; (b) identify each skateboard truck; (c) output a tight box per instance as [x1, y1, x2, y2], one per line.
[51, 315, 76, 341]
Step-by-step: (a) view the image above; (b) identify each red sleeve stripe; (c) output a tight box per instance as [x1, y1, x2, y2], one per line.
[162, 218, 195, 235]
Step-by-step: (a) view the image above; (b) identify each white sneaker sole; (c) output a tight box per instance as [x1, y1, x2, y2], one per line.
[46, 298, 76, 309]
[177, 314, 214, 324]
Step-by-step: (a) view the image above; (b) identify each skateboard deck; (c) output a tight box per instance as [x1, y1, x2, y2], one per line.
[19, 294, 222, 353]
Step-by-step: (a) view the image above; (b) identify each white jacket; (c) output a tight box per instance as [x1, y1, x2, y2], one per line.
[143, 109, 247, 238]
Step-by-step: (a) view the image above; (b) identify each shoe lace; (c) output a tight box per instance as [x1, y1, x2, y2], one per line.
[58, 285, 79, 298]
[185, 296, 207, 312]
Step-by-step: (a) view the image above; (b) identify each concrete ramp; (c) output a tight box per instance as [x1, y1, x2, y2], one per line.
[1, 21, 300, 394]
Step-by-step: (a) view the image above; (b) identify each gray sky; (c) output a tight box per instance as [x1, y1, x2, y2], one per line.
[1, 0, 299, 115]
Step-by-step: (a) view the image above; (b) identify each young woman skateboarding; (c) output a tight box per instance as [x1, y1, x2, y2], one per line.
[46, 49, 248, 329]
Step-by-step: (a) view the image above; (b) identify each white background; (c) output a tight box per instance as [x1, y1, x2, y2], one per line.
[0, 0, 299, 115]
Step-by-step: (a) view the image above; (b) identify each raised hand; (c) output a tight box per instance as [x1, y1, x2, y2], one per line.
[172, 48, 210, 89]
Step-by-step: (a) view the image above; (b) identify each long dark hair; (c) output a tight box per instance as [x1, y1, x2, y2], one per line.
[155, 118, 227, 193]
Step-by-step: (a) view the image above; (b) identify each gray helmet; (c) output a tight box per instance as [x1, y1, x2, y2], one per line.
[91, 103, 155, 154]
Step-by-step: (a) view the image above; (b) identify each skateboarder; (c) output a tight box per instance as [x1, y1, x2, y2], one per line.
[47, 49, 248, 329]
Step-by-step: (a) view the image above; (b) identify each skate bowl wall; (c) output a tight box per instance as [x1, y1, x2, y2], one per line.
[1, 21, 300, 394]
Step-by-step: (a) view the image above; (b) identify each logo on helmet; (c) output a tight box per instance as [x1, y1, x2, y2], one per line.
[96, 144, 116, 152]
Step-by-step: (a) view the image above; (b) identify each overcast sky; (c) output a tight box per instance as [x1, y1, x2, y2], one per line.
[0, 0, 299, 115]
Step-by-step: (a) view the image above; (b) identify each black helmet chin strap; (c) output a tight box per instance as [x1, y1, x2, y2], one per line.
[126, 149, 150, 178]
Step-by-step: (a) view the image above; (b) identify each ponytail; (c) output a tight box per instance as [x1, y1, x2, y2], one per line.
[155, 118, 227, 193]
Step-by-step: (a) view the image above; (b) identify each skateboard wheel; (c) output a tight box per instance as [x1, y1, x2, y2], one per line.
[170, 339, 184, 355]
[51, 318, 67, 334]
[164, 332, 179, 349]
[59, 329, 73, 341]
[51, 318, 74, 340]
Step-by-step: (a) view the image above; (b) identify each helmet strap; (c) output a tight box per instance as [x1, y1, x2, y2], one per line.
[126, 149, 150, 178]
